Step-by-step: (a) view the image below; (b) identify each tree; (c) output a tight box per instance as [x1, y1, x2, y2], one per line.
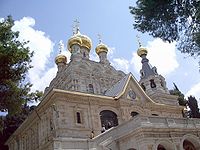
[187, 95, 200, 118]
[0, 105, 36, 150]
[0, 16, 42, 115]
[0, 16, 43, 149]
[169, 83, 187, 106]
[129, 0, 200, 66]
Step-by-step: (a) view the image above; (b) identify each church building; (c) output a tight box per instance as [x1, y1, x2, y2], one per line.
[6, 26, 200, 150]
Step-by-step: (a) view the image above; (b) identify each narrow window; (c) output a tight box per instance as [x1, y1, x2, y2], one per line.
[140, 70, 145, 77]
[83, 52, 86, 58]
[88, 84, 94, 93]
[141, 71, 144, 77]
[150, 79, 156, 88]
[76, 112, 81, 124]
[152, 67, 158, 74]
[160, 79, 164, 87]
[141, 83, 146, 91]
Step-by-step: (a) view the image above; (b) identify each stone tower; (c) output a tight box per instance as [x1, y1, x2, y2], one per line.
[137, 45, 179, 105]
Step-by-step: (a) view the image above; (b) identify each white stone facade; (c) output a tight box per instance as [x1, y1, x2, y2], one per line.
[6, 31, 200, 150]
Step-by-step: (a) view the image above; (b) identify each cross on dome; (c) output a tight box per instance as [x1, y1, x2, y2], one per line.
[58, 40, 64, 53]
[97, 34, 102, 44]
[73, 19, 80, 34]
[136, 34, 142, 47]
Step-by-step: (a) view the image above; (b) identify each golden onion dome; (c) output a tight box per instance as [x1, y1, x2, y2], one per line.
[79, 34, 92, 50]
[137, 47, 148, 57]
[55, 54, 67, 65]
[67, 31, 92, 52]
[67, 33, 82, 53]
[95, 43, 108, 55]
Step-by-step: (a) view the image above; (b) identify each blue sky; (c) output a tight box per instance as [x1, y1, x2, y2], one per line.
[1, 0, 200, 105]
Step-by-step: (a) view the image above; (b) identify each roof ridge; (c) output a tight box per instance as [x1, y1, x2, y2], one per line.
[105, 72, 131, 97]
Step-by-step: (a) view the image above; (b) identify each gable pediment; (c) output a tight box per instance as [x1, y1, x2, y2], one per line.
[105, 73, 155, 104]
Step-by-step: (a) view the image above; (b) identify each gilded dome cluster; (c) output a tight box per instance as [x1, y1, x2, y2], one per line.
[67, 31, 92, 52]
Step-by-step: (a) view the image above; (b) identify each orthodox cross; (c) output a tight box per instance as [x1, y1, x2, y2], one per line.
[73, 19, 80, 34]
[136, 34, 142, 47]
[97, 34, 102, 44]
[58, 40, 64, 54]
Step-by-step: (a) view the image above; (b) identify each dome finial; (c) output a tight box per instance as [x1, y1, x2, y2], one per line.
[55, 40, 67, 65]
[136, 35, 148, 57]
[95, 34, 108, 55]
[73, 19, 80, 34]
[58, 40, 64, 54]
[136, 34, 142, 47]
[97, 34, 102, 44]
[68, 21, 92, 53]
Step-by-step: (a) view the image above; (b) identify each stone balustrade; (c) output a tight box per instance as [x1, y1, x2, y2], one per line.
[90, 115, 200, 149]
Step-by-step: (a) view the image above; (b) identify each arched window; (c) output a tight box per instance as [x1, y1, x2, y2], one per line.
[160, 81, 164, 87]
[157, 144, 166, 150]
[183, 140, 196, 150]
[140, 70, 145, 77]
[150, 79, 156, 88]
[160, 79, 165, 88]
[76, 112, 81, 124]
[88, 84, 94, 93]
[100, 110, 118, 130]
[131, 111, 139, 117]
[152, 67, 158, 74]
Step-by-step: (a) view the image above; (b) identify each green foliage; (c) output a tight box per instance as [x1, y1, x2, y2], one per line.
[187, 95, 200, 118]
[130, 0, 200, 64]
[0, 16, 43, 115]
[0, 105, 36, 150]
[169, 83, 187, 106]
[0, 16, 43, 149]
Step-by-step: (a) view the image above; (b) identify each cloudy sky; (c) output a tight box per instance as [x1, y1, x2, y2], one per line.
[1, 0, 200, 105]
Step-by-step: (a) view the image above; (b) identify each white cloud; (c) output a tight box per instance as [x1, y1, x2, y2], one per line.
[131, 52, 141, 74]
[112, 58, 130, 73]
[0, 18, 4, 23]
[108, 47, 115, 58]
[186, 82, 200, 106]
[12, 17, 56, 92]
[35, 66, 57, 91]
[107, 47, 130, 73]
[131, 38, 179, 76]
[90, 46, 116, 62]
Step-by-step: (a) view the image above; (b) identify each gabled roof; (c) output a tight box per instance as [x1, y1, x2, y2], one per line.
[104, 72, 156, 103]
[105, 73, 131, 97]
